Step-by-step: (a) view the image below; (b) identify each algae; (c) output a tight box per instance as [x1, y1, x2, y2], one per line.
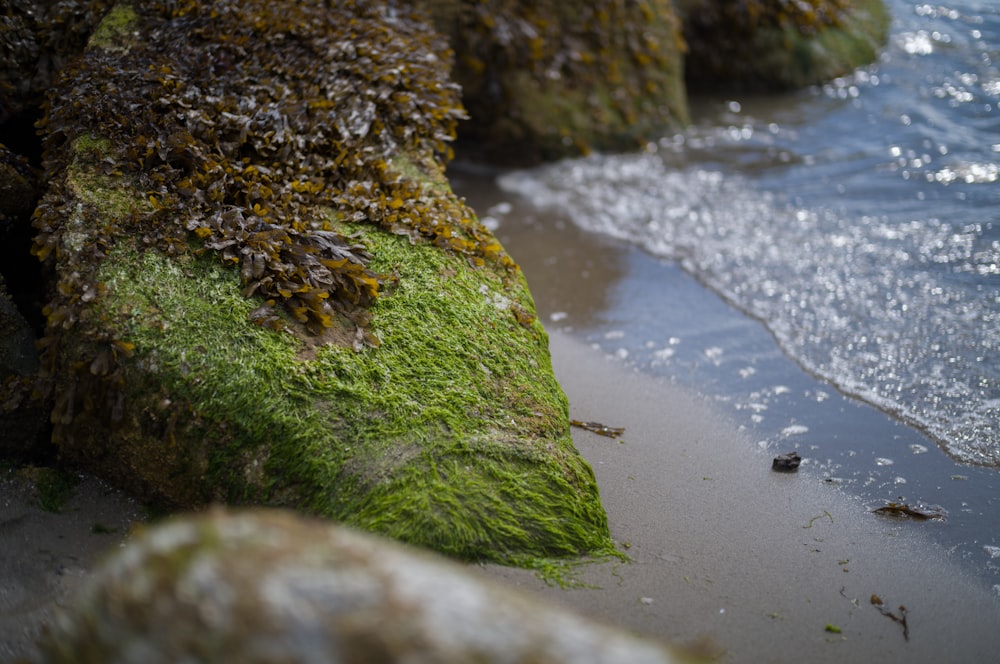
[85, 3, 137, 52]
[0, 0, 115, 117]
[85, 217, 615, 563]
[19, 465, 80, 512]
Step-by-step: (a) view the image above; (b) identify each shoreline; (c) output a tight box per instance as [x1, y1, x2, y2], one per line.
[476, 329, 1000, 663]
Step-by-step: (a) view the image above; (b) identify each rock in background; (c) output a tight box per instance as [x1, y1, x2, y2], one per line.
[677, 0, 890, 91]
[420, 0, 690, 163]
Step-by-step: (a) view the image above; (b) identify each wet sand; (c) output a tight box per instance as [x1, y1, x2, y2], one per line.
[0, 473, 141, 662]
[477, 329, 1000, 662]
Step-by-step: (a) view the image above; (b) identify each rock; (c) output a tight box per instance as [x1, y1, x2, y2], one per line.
[34, 508, 691, 664]
[0, 273, 46, 458]
[677, 0, 890, 92]
[771, 451, 802, 472]
[11, 1, 615, 565]
[421, 0, 689, 163]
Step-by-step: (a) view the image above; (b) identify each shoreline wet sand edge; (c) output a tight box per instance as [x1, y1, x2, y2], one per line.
[476, 329, 1000, 663]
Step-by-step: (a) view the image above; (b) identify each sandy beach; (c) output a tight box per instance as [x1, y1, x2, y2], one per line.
[478, 329, 1000, 663]
[0, 472, 142, 661]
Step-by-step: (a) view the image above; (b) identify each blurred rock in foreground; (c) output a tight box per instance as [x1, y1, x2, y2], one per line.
[35, 508, 696, 664]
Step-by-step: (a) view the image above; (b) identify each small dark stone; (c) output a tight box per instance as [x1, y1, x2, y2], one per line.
[772, 452, 802, 472]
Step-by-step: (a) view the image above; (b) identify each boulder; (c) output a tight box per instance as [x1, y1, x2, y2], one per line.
[11, 0, 615, 564]
[35, 509, 693, 664]
[421, 0, 689, 163]
[677, 0, 890, 92]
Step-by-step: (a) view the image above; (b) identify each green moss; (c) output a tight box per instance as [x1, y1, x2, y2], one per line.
[67, 134, 150, 220]
[88, 220, 615, 564]
[388, 153, 451, 197]
[86, 3, 138, 52]
[23, 0, 619, 569]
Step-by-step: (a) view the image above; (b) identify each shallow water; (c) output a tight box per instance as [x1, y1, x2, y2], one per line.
[452, 0, 1000, 597]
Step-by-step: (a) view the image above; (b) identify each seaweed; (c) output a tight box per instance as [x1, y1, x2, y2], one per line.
[27, 0, 521, 443]
[803, 510, 833, 528]
[1, 0, 115, 119]
[685, 0, 852, 40]
[871, 594, 909, 641]
[425, 0, 687, 162]
[871, 501, 946, 521]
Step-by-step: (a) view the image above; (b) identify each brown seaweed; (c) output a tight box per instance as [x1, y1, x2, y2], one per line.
[871, 594, 909, 641]
[23, 0, 520, 443]
[871, 501, 947, 521]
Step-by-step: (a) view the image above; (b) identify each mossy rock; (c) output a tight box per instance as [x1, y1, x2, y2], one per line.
[68, 218, 611, 562]
[15, 1, 616, 565]
[678, 0, 890, 92]
[422, 0, 689, 163]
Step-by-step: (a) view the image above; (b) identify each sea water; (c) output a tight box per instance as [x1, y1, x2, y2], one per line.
[454, 0, 1000, 594]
